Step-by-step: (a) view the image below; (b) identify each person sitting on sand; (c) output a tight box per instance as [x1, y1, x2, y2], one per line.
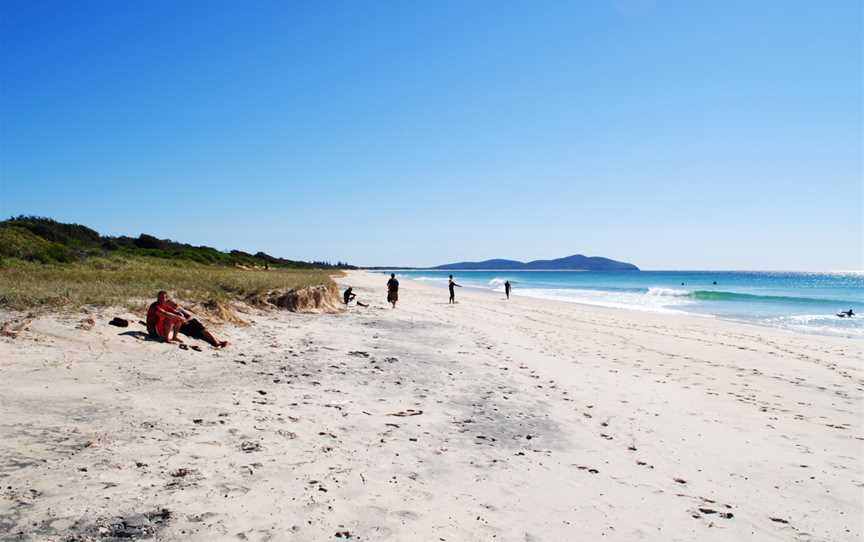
[146, 291, 185, 344]
[387, 273, 399, 308]
[448, 275, 462, 304]
[147, 291, 228, 348]
[343, 287, 356, 305]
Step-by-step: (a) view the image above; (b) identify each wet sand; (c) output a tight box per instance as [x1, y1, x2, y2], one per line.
[1, 270, 862, 541]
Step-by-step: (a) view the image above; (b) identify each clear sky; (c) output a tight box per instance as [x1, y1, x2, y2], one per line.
[1, 0, 861, 270]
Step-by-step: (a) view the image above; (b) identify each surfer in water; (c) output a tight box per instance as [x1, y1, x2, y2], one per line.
[837, 309, 855, 318]
[448, 275, 462, 304]
[504, 280, 512, 300]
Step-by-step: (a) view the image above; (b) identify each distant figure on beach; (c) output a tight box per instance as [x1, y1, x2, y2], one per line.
[837, 309, 855, 318]
[343, 287, 356, 305]
[448, 275, 462, 304]
[504, 280, 512, 300]
[146, 291, 228, 348]
[387, 274, 399, 308]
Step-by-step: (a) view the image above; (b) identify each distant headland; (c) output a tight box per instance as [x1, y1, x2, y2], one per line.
[363, 254, 639, 271]
[434, 254, 639, 271]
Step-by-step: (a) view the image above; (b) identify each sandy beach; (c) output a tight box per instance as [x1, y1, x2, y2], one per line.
[1, 270, 861, 541]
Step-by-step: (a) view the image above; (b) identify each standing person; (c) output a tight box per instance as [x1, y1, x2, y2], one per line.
[387, 273, 399, 308]
[448, 275, 462, 304]
[504, 280, 511, 300]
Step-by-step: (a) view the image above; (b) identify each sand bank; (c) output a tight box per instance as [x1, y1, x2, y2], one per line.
[1, 270, 861, 541]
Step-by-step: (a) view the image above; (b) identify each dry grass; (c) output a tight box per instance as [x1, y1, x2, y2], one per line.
[0, 255, 339, 312]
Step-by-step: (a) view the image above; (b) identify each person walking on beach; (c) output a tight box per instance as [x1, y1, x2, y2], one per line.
[448, 275, 462, 304]
[504, 280, 512, 300]
[387, 273, 399, 308]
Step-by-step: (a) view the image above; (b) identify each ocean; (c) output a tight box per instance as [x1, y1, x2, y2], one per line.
[382, 270, 864, 338]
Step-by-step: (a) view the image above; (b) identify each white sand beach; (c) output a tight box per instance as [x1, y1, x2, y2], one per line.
[1, 270, 861, 541]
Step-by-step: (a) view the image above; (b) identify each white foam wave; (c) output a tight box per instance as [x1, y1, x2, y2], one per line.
[775, 314, 839, 324]
[760, 314, 864, 338]
[487, 277, 513, 292]
[511, 288, 694, 314]
[646, 287, 692, 297]
[411, 276, 449, 282]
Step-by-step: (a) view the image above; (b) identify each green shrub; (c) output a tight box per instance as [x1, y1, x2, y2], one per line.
[4, 216, 100, 245]
[0, 226, 48, 258]
[0, 216, 355, 270]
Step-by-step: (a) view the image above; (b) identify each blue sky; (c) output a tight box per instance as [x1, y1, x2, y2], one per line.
[1, 0, 861, 270]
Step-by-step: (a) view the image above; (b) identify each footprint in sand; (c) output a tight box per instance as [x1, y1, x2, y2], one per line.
[240, 441, 261, 453]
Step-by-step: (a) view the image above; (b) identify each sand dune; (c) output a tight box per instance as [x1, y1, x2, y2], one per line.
[1, 270, 861, 541]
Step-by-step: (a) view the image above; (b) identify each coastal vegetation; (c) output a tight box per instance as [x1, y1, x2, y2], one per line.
[0, 216, 352, 269]
[0, 216, 345, 311]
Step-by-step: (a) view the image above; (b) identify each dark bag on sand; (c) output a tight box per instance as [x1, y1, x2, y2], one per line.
[109, 317, 129, 328]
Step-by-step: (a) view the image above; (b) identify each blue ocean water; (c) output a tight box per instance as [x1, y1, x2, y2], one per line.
[384, 270, 864, 338]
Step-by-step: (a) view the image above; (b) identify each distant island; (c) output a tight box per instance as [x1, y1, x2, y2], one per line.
[434, 254, 639, 271]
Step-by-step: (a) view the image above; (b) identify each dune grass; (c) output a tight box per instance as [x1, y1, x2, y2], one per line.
[0, 255, 338, 311]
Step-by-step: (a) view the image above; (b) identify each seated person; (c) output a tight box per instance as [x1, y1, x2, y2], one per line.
[343, 286, 356, 304]
[147, 291, 228, 348]
[146, 291, 185, 344]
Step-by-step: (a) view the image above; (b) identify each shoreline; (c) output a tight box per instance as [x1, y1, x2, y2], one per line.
[376, 270, 860, 341]
[375, 270, 863, 340]
[1, 269, 861, 541]
[364, 268, 864, 273]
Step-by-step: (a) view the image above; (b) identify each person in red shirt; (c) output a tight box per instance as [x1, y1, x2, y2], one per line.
[146, 291, 229, 348]
[146, 290, 186, 343]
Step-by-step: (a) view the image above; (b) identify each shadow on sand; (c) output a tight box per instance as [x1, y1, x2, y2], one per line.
[118, 330, 157, 341]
